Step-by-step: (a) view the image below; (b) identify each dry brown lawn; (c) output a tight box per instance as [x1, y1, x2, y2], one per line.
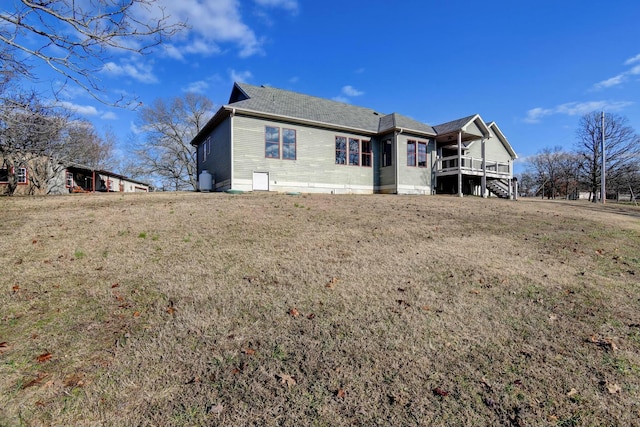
[1, 192, 639, 427]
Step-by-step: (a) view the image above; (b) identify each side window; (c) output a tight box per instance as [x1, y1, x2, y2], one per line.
[283, 128, 296, 160]
[382, 139, 392, 167]
[17, 167, 27, 184]
[418, 142, 427, 167]
[0, 168, 8, 183]
[361, 140, 372, 167]
[265, 126, 280, 158]
[335, 136, 347, 164]
[349, 138, 360, 166]
[407, 140, 416, 166]
[66, 172, 73, 187]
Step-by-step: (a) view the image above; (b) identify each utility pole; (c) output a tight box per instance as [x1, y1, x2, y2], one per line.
[601, 111, 606, 204]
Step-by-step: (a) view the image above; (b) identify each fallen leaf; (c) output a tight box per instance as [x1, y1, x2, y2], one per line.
[113, 292, 124, 302]
[336, 388, 346, 398]
[12, 285, 20, 292]
[549, 314, 558, 321]
[421, 305, 430, 311]
[306, 313, 315, 320]
[133, 311, 141, 317]
[326, 277, 338, 288]
[36, 353, 52, 363]
[22, 372, 49, 389]
[185, 376, 201, 384]
[567, 388, 578, 397]
[166, 300, 176, 315]
[289, 307, 300, 318]
[64, 373, 85, 388]
[606, 382, 621, 394]
[231, 368, 241, 375]
[111, 283, 120, 288]
[277, 373, 297, 387]
[32, 240, 38, 244]
[242, 348, 256, 356]
[470, 289, 480, 295]
[433, 387, 449, 397]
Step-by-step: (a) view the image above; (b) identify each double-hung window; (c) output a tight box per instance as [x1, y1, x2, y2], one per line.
[282, 129, 296, 160]
[335, 136, 347, 164]
[361, 140, 372, 167]
[66, 171, 73, 188]
[349, 138, 360, 166]
[266, 126, 296, 160]
[407, 140, 428, 167]
[265, 126, 280, 158]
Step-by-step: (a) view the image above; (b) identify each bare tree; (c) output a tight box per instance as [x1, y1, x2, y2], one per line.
[526, 146, 569, 199]
[575, 112, 640, 202]
[0, 0, 185, 106]
[1, 90, 116, 195]
[136, 93, 214, 191]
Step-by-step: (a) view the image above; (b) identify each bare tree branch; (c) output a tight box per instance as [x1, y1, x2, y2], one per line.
[0, 0, 186, 107]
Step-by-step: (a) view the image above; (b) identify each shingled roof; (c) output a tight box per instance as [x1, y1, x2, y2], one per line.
[229, 83, 437, 136]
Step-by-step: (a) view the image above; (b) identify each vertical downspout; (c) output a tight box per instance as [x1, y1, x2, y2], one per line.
[481, 137, 487, 198]
[230, 108, 235, 191]
[457, 131, 463, 197]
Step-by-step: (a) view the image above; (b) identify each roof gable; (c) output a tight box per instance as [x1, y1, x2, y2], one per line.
[487, 121, 517, 159]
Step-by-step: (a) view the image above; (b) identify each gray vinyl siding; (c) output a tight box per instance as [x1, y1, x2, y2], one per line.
[377, 134, 396, 193]
[200, 117, 232, 191]
[465, 129, 512, 164]
[231, 115, 375, 193]
[397, 134, 434, 194]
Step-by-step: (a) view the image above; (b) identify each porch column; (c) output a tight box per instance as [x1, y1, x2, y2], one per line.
[457, 130, 463, 197]
[481, 137, 487, 198]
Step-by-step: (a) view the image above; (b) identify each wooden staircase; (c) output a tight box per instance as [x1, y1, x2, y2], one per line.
[486, 179, 510, 199]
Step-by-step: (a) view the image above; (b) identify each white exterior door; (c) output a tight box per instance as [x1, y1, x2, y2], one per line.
[252, 171, 269, 191]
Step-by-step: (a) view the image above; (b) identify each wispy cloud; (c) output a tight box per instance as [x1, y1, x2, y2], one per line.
[147, 0, 298, 60]
[624, 53, 640, 65]
[58, 101, 99, 116]
[230, 69, 253, 83]
[524, 100, 634, 123]
[593, 53, 640, 90]
[101, 60, 158, 84]
[183, 80, 210, 94]
[342, 85, 364, 97]
[101, 111, 118, 120]
[254, 0, 299, 12]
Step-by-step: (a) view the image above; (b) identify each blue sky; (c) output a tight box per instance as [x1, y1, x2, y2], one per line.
[19, 0, 640, 174]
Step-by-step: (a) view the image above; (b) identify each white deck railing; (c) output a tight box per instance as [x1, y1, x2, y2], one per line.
[435, 155, 511, 177]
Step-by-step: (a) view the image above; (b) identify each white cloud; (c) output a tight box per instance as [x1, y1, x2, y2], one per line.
[254, 0, 299, 13]
[289, 76, 300, 84]
[342, 85, 364, 97]
[524, 100, 634, 124]
[624, 53, 640, 65]
[58, 101, 99, 116]
[101, 111, 118, 120]
[594, 75, 626, 90]
[230, 69, 253, 83]
[101, 60, 158, 84]
[592, 54, 640, 90]
[183, 80, 210, 94]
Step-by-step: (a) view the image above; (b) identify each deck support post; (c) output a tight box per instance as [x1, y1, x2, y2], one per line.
[481, 137, 487, 198]
[457, 131, 463, 197]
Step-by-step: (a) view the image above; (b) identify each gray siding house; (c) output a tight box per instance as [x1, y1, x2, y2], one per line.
[191, 83, 517, 197]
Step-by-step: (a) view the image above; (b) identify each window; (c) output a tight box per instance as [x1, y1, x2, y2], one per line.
[0, 167, 27, 184]
[382, 139, 392, 167]
[265, 126, 280, 158]
[17, 168, 27, 184]
[283, 128, 296, 160]
[361, 140, 372, 167]
[335, 136, 347, 164]
[407, 140, 428, 168]
[66, 171, 73, 188]
[407, 141, 416, 166]
[418, 142, 427, 167]
[349, 138, 360, 166]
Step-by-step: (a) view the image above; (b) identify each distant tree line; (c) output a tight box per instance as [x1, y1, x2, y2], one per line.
[519, 112, 640, 202]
